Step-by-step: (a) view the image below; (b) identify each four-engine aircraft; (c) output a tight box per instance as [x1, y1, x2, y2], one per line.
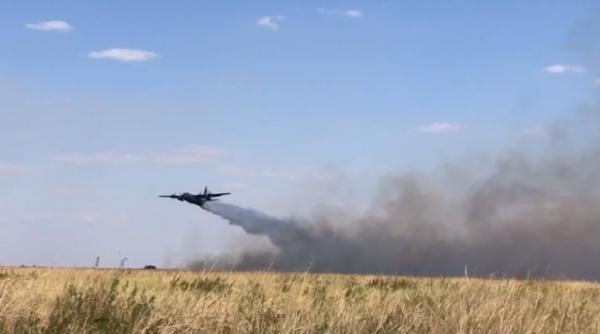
[159, 186, 230, 208]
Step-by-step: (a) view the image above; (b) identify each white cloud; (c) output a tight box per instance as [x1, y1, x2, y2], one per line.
[345, 10, 363, 18]
[417, 122, 462, 134]
[88, 48, 158, 62]
[53, 146, 225, 165]
[594, 78, 600, 87]
[317, 8, 363, 18]
[257, 16, 284, 30]
[26, 20, 73, 32]
[543, 64, 586, 74]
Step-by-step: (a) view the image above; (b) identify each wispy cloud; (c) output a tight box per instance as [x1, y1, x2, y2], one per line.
[594, 78, 600, 87]
[52, 146, 354, 187]
[53, 146, 225, 165]
[0, 162, 30, 173]
[417, 122, 462, 134]
[543, 64, 586, 74]
[79, 212, 100, 223]
[88, 48, 158, 62]
[317, 8, 363, 18]
[153, 146, 226, 164]
[26, 20, 73, 32]
[257, 16, 284, 30]
[345, 10, 363, 18]
[54, 152, 142, 165]
[52, 187, 84, 196]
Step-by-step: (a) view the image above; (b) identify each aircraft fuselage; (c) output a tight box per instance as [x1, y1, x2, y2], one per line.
[179, 192, 210, 207]
[159, 187, 231, 208]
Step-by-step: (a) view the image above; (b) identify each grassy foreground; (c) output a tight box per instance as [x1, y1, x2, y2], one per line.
[1, 268, 600, 333]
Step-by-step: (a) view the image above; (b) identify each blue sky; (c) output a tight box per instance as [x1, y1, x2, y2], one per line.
[1, 0, 599, 267]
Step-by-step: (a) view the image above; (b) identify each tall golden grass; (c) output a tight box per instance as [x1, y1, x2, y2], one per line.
[1, 267, 599, 333]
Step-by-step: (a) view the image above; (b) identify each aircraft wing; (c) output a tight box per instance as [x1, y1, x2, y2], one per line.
[208, 192, 231, 197]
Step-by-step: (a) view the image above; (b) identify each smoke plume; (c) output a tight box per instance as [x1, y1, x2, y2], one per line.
[189, 109, 600, 279]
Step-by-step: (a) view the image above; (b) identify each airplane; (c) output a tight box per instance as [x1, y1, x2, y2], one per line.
[159, 186, 230, 207]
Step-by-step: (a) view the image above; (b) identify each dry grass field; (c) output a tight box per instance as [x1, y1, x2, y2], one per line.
[1, 267, 600, 333]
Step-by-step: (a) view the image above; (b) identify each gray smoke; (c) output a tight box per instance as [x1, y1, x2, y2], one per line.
[189, 109, 600, 279]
